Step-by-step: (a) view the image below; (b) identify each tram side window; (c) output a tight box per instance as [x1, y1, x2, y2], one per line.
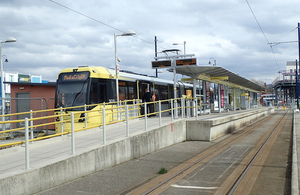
[128, 82, 136, 100]
[160, 86, 168, 100]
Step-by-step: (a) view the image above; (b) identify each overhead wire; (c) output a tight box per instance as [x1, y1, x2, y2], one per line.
[245, 0, 280, 70]
[49, 0, 169, 51]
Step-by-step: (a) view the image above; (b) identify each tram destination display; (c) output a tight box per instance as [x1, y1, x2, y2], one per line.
[176, 58, 197, 66]
[59, 72, 90, 81]
[151, 60, 172, 69]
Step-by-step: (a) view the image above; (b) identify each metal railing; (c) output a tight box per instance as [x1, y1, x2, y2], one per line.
[0, 97, 203, 169]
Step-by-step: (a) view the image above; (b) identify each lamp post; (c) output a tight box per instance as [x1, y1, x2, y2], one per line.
[208, 58, 216, 66]
[0, 37, 16, 121]
[173, 41, 186, 55]
[114, 30, 135, 106]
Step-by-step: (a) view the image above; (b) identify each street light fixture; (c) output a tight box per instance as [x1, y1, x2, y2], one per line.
[208, 58, 216, 66]
[0, 37, 16, 120]
[173, 41, 186, 55]
[114, 30, 135, 106]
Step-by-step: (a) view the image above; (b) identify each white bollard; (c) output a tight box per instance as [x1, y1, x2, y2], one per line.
[71, 112, 75, 155]
[25, 118, 30, 170]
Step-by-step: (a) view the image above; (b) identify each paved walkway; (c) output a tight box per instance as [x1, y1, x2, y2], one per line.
[293, 110, 300, 194]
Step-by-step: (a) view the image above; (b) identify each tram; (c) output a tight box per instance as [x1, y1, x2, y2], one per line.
[54, 66, 195, 133]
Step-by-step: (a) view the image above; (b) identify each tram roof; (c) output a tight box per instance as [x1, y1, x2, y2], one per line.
[168, 65, 265, 92]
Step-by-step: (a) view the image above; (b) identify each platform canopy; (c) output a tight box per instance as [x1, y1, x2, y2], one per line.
[168, 65, 265, 92]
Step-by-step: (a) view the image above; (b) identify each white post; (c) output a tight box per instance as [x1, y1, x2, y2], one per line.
[181, 97, 185, 118]
[60, 107, 63, 135]
[114, 33, 119, 109]
[187, 100, 190, 118]
[193, 78, 196, 117]
[30, 110, 33, 140]
[218, 84, 221, 113]
[84, 104, 87, 130]
[233, 88, 236, 111]
[172, 58, 178, 119]
[126, 105, 129, 137]
[71, 112, 75, 155]
[0, 42, 4, 126]
[25, 118, 30, 170]
[159, 100, 162, 126]
[102, 104, 106, 145]
[171, 99, 174, 122]
[196, 98, 198, 120]
[144, 102, 147, 131]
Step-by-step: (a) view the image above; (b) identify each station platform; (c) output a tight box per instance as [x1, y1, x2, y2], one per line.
[293, 110, 300, 194]
[0, 107, 275, 195]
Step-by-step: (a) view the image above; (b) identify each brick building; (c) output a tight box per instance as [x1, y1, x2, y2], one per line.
[8, 82, 56, 130]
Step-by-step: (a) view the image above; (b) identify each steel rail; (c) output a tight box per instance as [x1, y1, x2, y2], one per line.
[140, 111, 280, 195]
[227, 111, 288, 195]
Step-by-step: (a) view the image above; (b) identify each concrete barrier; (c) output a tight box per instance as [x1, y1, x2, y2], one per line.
[186, 108, 274, 141]
[0, 108, 274, 194]
[0, 120, 186, 195]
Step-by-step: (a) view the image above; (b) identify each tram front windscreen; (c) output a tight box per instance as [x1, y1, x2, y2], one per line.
[55, 71, 90, 109]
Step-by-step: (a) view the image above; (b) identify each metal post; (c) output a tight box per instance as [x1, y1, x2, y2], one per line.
[159, 100, 162, 126]
[195, 98, 198, 120]
[71, 112, 75, 155]
[193, 78, 196, 117]
[126, 105, 129, 137]
[296, 60, 299, 108]
[233, 88, 236, 111]
[84, 104, 87, 130]
[181, 97, 184, 119]
[144, 102, 147, 131]
[114, 33, 119, 108]
[187, 100, 190, 118]
[155, 36, 158, 78]
[60, 107, 63, 135]
[171, 99, 174, 122]
[103, 104, 106, 145]
[172, 59, 178, 119]
[0, 42, 4, 123]
[296, 22, 300, 108]
[218, 84, 221, 113]
[25, 117, 30, 170]
[203, 81, 206, 113]
[30, 110, 33, 140]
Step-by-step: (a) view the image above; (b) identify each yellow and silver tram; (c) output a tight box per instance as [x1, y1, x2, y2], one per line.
[54, 66, 194, 133]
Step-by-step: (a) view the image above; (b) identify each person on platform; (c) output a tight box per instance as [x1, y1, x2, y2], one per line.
[142, 89, 154, 116]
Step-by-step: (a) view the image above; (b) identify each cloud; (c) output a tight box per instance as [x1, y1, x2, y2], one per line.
[0, 0, 299, 85]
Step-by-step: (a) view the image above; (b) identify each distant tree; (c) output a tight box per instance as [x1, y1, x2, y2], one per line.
[250, 78, 265, 87]
[250, 78, 273, 93]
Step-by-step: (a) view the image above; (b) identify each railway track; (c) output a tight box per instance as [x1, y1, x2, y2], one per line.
[126, 110, 291, 195]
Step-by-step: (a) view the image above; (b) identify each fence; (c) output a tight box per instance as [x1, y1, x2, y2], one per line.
[0, 97, 203, 169]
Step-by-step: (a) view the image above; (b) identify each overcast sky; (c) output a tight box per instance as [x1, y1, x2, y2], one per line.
[0, 0, 299, 84]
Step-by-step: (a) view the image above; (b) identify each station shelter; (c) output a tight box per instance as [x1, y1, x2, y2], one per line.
[169, 65, 265, 113]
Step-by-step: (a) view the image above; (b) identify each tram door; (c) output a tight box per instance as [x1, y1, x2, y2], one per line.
[139, 82, 150, 100]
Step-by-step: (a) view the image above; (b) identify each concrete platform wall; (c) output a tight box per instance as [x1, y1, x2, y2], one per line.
[0, 108, 275, 194]
[186, 108, 274, 141]
[0, 120, 186, 195]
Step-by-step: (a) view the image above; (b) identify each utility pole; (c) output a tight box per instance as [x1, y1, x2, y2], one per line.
[296, 60, 298, 108]
[296, 23, 300, 108]
[155, 36, 158, 77]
